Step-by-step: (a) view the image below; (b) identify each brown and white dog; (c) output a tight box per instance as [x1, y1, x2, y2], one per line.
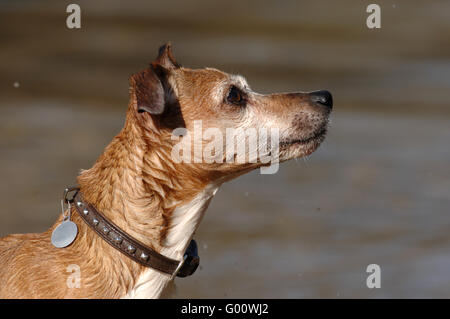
[0, 43, 332, 298]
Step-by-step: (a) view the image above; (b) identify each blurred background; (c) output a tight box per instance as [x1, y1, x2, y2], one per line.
[0, 0, 449, 298]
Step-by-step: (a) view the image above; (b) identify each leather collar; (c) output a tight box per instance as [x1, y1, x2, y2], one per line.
[67, 188, 199, 278]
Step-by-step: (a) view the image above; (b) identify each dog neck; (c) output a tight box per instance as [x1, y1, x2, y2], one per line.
[76, 110, 220, 298]
[123, 184, 218, 298]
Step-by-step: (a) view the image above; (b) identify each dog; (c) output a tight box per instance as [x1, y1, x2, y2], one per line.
[0, 43, 332, 298]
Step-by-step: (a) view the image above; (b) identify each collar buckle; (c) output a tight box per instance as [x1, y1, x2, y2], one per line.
[170, 255, 188, 280]
[174, 239, 200, 278]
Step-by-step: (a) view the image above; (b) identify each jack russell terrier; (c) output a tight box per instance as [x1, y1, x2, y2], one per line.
[0, 43, 332, 298]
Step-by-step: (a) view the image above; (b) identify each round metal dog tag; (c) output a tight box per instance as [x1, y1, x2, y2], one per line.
[51, 220, 78, 248]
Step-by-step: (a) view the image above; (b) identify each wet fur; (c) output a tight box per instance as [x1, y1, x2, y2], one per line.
[0, 43, 330, 298]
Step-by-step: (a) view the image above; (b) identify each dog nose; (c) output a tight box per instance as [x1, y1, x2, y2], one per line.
[309, 90, 333, 109]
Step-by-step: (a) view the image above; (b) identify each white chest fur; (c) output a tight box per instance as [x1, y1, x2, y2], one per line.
[122, 184, 219, 299]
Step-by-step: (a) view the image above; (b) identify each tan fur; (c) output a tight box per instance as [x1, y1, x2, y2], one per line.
[0, 43, 331, 298]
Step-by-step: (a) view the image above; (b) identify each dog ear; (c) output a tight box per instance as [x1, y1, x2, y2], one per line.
[155, 42, 181, 70]
[130, 66, 166, 115]
[129, 43, 179, 115]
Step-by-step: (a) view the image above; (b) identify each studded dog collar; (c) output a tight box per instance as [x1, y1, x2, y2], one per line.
[66, 187, 199, 278]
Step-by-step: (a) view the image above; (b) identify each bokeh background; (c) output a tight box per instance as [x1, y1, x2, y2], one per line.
[1, 0, 449, 298]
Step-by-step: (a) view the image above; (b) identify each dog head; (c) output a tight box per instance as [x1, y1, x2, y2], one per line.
[129, 43, 332, 181]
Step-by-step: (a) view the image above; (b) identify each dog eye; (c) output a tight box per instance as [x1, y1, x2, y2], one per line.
[227, 86, 245, 105]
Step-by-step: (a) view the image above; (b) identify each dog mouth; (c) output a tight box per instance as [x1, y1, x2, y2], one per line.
[279, 126, 328, 148]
